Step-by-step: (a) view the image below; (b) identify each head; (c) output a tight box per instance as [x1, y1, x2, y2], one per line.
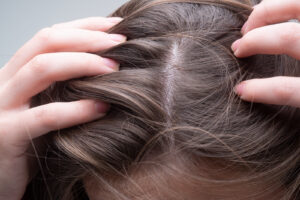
[25, 0, 299, 199]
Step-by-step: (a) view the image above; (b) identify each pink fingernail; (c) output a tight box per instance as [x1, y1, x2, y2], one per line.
[102, 58, 120, 71]
[109, 34, 127, 43]
[95, 101, 110, 113]
[234, 82, 246, 97]
[107, 17, 123, 24]
[231, 39, 241, 53]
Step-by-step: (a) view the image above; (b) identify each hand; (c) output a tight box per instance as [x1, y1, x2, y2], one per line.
[0, 17, 126, 200]
[231, 0, 300, 107]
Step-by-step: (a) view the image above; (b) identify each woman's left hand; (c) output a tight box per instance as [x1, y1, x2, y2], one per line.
[231, 0, 300, 107]
[0, 16, 125, 200]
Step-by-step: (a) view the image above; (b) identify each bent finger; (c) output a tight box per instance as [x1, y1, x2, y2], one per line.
[1, 52, 119, 108]
[14, 100, 109, 142]
[242, 0, 300, 34]
[52, 17, 123, 31]
[234, 76, 300, 107]
[232, 22, 300, 59]
[2, 28, 126, 82]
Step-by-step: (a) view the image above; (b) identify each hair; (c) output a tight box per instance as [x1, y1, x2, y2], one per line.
[24, 0, 300, 199]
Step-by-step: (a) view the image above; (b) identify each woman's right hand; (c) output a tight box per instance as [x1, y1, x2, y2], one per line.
[231, 0, 300, 107]
[0, 17, 126, 200]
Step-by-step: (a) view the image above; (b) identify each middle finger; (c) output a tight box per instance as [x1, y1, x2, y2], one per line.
[0, 52, 119, 108]
[2, 28, 126, 81]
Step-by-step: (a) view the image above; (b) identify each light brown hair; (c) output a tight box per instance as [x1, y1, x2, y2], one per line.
[24, 0, 300, 199]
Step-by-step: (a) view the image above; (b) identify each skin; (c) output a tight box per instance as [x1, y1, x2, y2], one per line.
[0, 17, 126, 200]
[232, 0, 300, 107]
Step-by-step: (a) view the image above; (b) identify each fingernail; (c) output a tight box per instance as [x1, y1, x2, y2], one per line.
[109, 34, 127, 43]
[234, 82, 246, 97]
[102, 58, 120, 71]
[241, 20, 248, 34]
[231, 39, 241, 52]
[95, 101, 110, 114]
[107, 17, 123, 24]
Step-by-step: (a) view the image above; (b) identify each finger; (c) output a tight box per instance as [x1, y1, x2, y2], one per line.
[234, 76, 300, 107]
[13, 100, 109, 142]
[52, 17, 123, 31]
[1, 28, 126, 81]
[1, 52, 119, 108]
[242, 0, 300, 34]
[232, 22, 300, 59]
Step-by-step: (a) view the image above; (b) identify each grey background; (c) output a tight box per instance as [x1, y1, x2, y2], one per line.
[0, 0, 128, 67]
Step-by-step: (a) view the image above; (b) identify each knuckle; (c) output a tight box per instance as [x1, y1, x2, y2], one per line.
[28, 55, 48, 75]
[35, 27, 53, 44]
[273, 77, 294, 103]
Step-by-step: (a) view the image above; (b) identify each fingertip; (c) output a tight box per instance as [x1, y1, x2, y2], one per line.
[102, 58, 120, 71]
[109, 34, 127, 43]
[233, 49, 242, 57]
[95, 101, 110, 114]
[242, 4, 259, 35]
[231, 39, 242, 57]
[234, 81, 247, 99]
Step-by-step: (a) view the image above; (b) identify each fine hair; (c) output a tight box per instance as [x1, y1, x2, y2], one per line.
[24, 0, 300, 199]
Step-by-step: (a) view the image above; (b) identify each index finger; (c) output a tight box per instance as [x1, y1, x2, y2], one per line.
[52, 17, 123, 31]
[242, 0, 300, 34]
[1, 28, 126, 82]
